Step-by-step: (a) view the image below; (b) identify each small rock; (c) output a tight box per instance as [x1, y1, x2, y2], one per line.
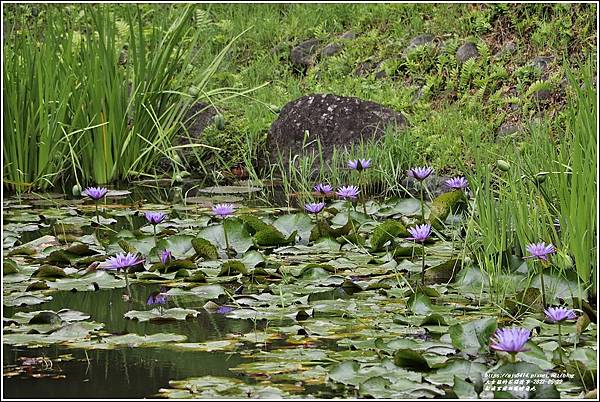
[532, 88, 553, 101]
[405, 34, 434, 53]
[501, 41, 517, 54]
[456, 42, 479, 63]
[530, 56, 554, 72]
[354, 61, 374, 77]
[291, 38, 321, 69]
[321, 43, 342, 57]
[374, 69, 388, 79]
[339, 31, 356, 40]
[496, 123, 520, 138]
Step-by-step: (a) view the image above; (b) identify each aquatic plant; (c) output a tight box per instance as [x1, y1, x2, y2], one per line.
[104, 252, 145, 298]
[212, 203, 235, 219]
[349, 158, 372, 215]
[407, 223, 432, 284]
[490, 327, 531, 362]
[545, 306, 577, 364]
[145, 211, 168, 242]
[147, 287, 169, 315]
[314, 183, 334, 195]
[408, 166, 433, 219]
[347, 158, 371, 172]
[304, 202, 325, 215]
[445, 176, 469, 190]
[82, 186, 108, 225]
[525, 241, 555, 307]
[160, 250, 173, 265]
[212, 204, 235, 258]
[336, 185, 360, 200]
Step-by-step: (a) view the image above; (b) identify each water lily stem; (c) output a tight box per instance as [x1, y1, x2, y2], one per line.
[420, 185, 425, 221]
[153, 224, 157, 245]
[223, 219, 231, 259]
[360, 172, 368, 215]
[95, 201, 100, 225]
[420, 242, 426, 285]
[539, 261, 547, 308]
[123, 268, 131, 299]
[557, 322, 564, 365]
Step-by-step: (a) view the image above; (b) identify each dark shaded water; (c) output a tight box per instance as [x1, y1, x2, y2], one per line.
[2, 285, 259, 399]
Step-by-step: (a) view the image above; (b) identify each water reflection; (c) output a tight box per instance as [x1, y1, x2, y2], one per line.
[3, 285, 260, 398]
[3, 345, 245, 399]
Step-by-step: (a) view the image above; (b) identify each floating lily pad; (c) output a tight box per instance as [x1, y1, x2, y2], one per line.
[124, 307, 200, 322]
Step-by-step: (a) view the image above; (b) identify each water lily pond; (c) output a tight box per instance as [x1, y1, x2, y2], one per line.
[2, 185, 596, 399]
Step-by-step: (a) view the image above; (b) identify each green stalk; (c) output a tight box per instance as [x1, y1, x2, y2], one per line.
[95, 201, 100, 225]
[539, 260, 547, 308]
[153, 224, 157, 245]
[123, 267, 131, 299]
[360, 171, 368, 215]
[557, 321, 564, 365]
[420, 184, 425, 221]
[223, 218, 231, 259]
[420, 242, 426, 285]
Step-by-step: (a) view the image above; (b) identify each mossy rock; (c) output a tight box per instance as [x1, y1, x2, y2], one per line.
[3, 259, 18, 275]
[26, 280, 50, 291]
[192, 237, 219, 260]
[32, 264, 67, 278]
[371, 220, 409, 251]
[424, 259, 462, 284]
[185, 270, 207, 283]
[238, 214, 270, 234]
[428, 190, 467, 230]
[29, 311, 62, 325]
[118, 239, 138, 254]
[218, 260, 248, 276]
[254, 226, 295, 247]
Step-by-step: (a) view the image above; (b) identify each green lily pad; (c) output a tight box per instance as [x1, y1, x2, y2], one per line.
[124, 307, 200, 322]
[449, 317, 497, 355]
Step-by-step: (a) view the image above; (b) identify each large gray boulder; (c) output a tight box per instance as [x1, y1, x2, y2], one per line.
[267, 94, 406, 165]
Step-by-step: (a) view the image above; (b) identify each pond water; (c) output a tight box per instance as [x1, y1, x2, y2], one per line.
[2, 185, 596, 399]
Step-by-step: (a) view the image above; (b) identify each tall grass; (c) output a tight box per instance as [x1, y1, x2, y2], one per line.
[464, 62, 597, 301]
[3, 4, 249, 191]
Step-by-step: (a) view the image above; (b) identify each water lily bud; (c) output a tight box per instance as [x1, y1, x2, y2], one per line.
[214, 114, 225, 130]
[72, 184, 82, 196]
[173, 173, 183, 184]
[496, 160, 511, 171]
[188, 85, 199, 96]
[179, 170, 191, 178]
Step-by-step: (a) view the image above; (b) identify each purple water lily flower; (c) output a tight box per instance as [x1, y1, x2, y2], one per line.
[348, 158, 372, 171]
[524, 242, 556, 261]
[82, 186, 108, 200]
[490, 327, 530, 353]
[407, 224, 432, 243]
[104, 252, 144, 271]
[408, 166, 434, 181]
[445, 176, 469, 190]
[145, 211, 167, 225]
[545, 307, 577, 323]
[212, 203, 235, 219]
[305, 202, 325, 214]
[215, 305, 234, 314]
[160, 250, 172, 265]
[147, 287, 169, 305]
[336, 185, 360, 200]
[314, 183, 334, 195]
